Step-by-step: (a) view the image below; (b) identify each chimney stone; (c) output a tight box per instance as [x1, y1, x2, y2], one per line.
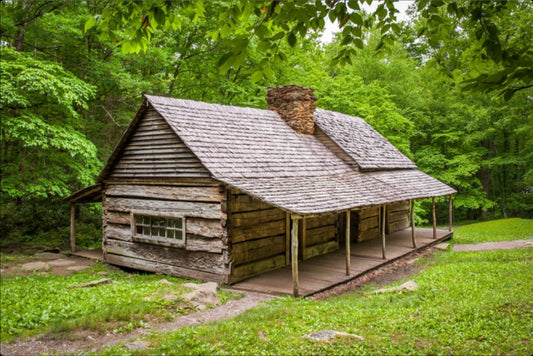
[266, 85, 317, 135]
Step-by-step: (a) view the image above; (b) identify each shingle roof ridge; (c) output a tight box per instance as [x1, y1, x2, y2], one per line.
[144, 94, 273, 117]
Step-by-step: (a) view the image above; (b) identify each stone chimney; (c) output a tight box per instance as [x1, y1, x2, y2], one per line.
[266, 85, 317, 135]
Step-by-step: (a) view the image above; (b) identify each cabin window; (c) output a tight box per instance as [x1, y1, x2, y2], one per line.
[132, 213, 185, 247]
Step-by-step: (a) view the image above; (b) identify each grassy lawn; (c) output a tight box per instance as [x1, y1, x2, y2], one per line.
[101, 248, 532, 355]
[453, 218, 533, 244]
[0, 262, 233, 341]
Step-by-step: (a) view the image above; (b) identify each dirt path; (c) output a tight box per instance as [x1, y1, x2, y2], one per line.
[0, 290, 274, 355]
[452, 238, 533, 252]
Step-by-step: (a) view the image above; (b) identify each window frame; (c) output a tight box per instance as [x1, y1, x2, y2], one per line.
[130, 210, 186, 248]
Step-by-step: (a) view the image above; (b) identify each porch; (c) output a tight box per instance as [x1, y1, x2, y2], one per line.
[232, 227, 452, 297]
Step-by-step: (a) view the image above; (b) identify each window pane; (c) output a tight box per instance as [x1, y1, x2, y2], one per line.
[134, 214, 184, 244]
[166, 229, 174, 239]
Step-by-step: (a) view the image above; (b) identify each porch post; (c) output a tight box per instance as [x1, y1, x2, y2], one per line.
[291, 215, 300, 297]
[381, 205, 387, 259]
[411, 199, 417, 248]
[285, 212, 290, 265]
[432, 197, 437, 239]
[345, 210, 351, 275]
[448, 195, 453, 232]
[70, 203, 76, 253]
[301, 217, 307, 260]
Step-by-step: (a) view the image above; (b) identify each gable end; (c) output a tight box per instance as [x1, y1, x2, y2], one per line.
[107, 106, 211, 180]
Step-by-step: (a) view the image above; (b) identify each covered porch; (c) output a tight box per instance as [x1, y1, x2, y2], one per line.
[233, 227, 452, 297]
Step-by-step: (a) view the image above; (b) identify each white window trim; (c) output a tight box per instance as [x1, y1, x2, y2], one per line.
[130, 210, 186, 248]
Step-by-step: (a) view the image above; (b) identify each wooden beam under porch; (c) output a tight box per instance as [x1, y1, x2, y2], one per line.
[232, 227, 452, 297]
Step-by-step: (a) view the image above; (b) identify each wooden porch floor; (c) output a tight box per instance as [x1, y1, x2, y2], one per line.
[232, 227, 452, 297]
[69, 248, 104, 261]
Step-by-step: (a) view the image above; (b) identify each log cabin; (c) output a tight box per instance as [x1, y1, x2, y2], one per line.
[65, 85, 456, 294]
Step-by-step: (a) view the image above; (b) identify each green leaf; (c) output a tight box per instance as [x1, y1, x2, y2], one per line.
[349, 12, 363, 26]
[287, 32, 297, 47]
[84, 16, 96, 32]
[251, 70, 264, 82]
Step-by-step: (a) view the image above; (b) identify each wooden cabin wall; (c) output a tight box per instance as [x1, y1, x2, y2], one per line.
[302, 215, 338, 260]
[109, 108, 210, 180]
[102, 183, 230, 283]
[386, 200, 410, 234]
[228, 191, 286, 283]
[357, 207, 380, 242]
[356, 201, 410, 241]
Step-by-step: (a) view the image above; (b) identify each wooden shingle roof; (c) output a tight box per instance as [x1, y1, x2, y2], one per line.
[140, 95, 455, 214]
[315, 109, 417, 170]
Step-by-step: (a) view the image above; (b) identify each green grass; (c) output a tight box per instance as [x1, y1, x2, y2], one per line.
[101, 248, 533, 355]
[453, 218, 533, 244]
[0, 263, 233, 341]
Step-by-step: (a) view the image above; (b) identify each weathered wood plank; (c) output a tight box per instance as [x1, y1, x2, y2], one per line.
[304, 240, 337, 260]
[106, 185, 222, 202]
[105, 224, 131, 241]
[359, 207, 379, 219]
[306, 225, 336, 246]
[230, 194, 273, 213]
[358, 227, 380, 242]
[105, 178, 218, 185]
[136, 121, 172, 129]
[119, 152, 197, 160]
[359, 216, 379, 231]
[110, 172, 211, 179]
[112, 168, 209, 175]
[125, 139, 185, 147]
[122, 147, 194, 155]
[306, 214, 337, 229]
[231, 219, 286, 243]
[115, 162, 205, 170]
[105, 254, 228, 283]
[105, 197, 221, 219]
[230, 254, 286, 282]
[106, 210, 131, 225]
[231, 208, 285, 228]
[187, 218, 224, 239]
[232, 235, 285, 265]
[104, 239, 226, 274]
[388, 211, 408, 223]
[186, 234, 224, 253]
[128, 134, 177, 143]
[387, 219, 410, 233]
[388, 200, 409, 211]
[130, 128, 176, 137]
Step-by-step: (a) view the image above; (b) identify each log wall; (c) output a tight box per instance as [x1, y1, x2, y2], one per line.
[355, 201, 410, 242]
[228, 191, 287, 283]
[357, 207, 380, 242]
[102, 183, 230, 283]
[302, 214, 338, 260]
[386, 200, 410, 234]
[109, 108, 210, 180]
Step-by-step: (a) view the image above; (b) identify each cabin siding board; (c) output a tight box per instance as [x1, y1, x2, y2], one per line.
[102, 182, 229, 282]
[227, 190, 287, 282]
[109, 108, 210, 180]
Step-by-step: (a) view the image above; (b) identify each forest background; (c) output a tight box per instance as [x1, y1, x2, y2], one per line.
[1, 0, 532, 247]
